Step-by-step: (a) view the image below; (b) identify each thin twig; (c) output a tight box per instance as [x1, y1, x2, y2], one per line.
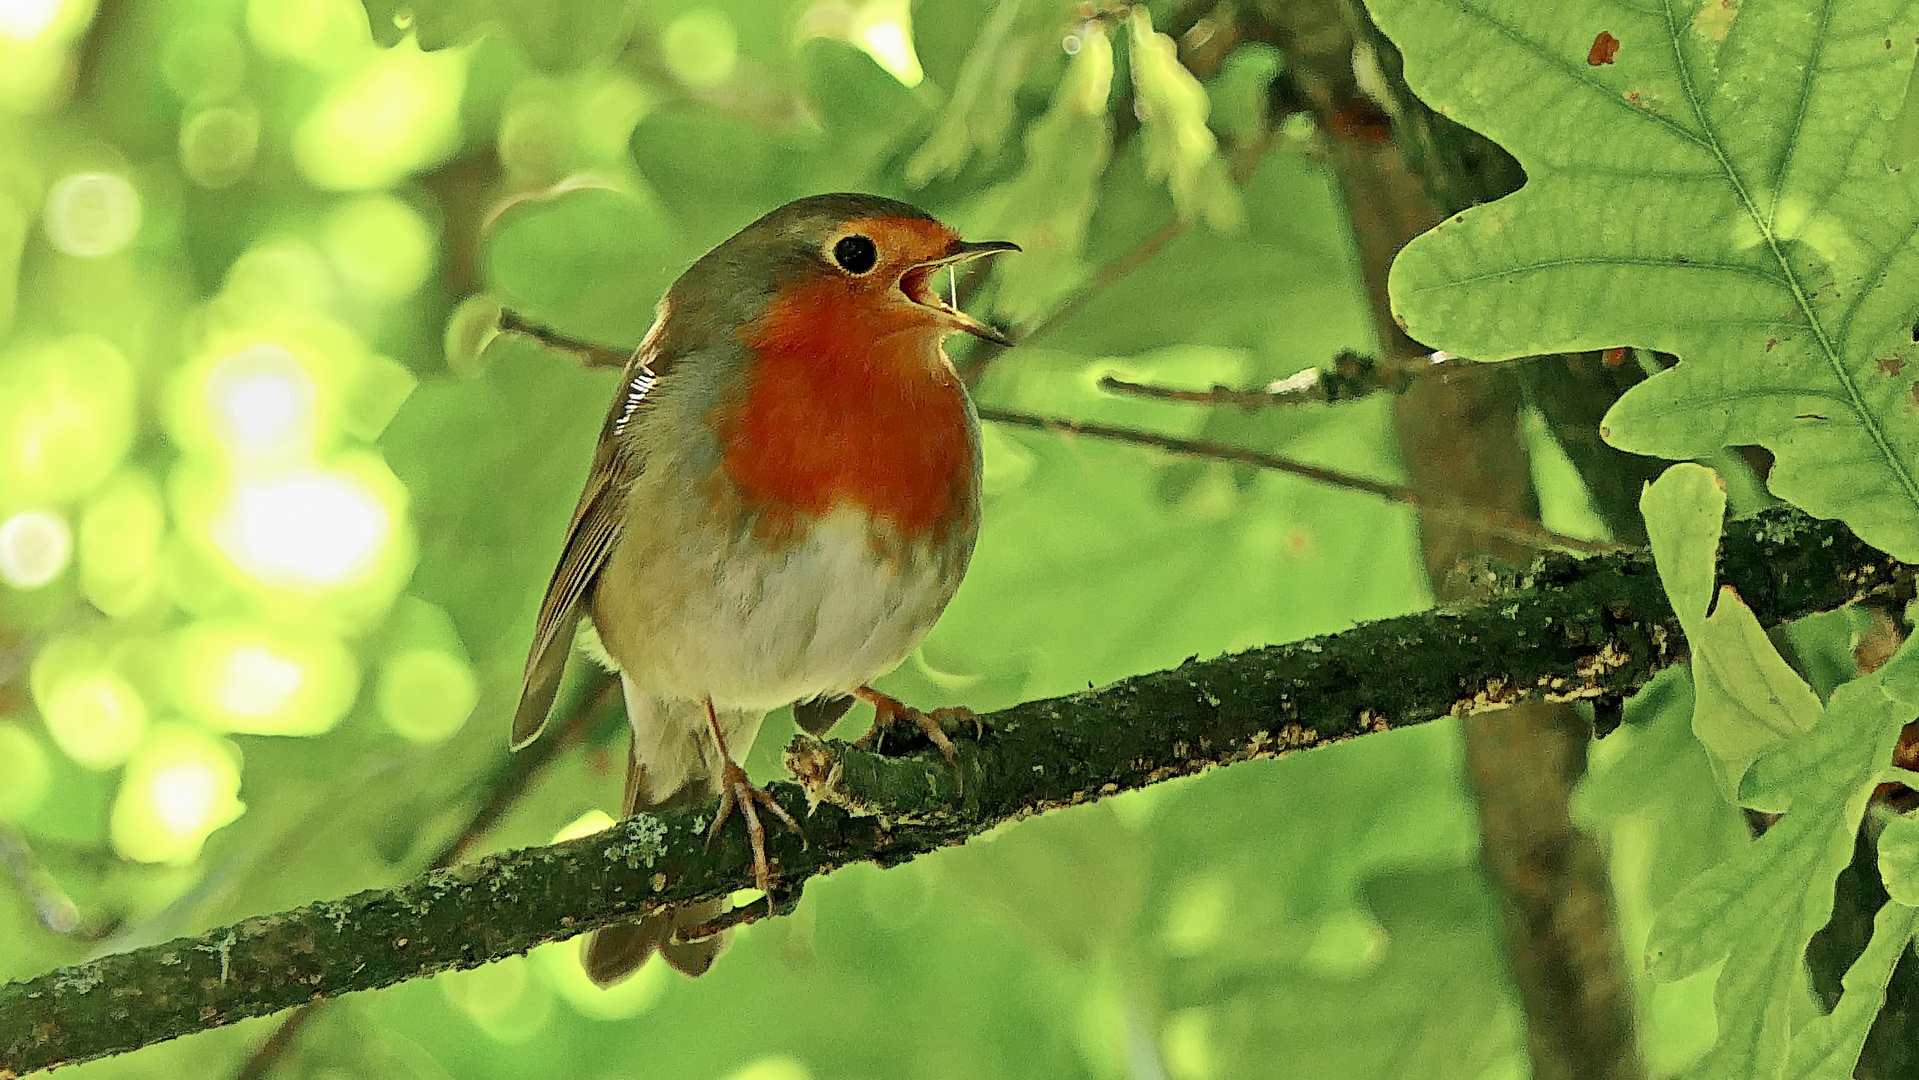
[229, 675, 619, 1080]
[977, 407, 1619, 555]
[1099, 351, 1544, 409]
[497, 310, 629, 369]
[1018, 217, 1187, 347]
[960, 127, 1282, 383]
[493, 312, 1613, 555]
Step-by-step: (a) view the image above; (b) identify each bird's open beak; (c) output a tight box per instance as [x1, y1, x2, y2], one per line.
[901, 239, 1021, 347]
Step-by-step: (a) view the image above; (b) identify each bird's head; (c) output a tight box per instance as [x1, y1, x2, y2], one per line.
[662, 194, 1018, 367]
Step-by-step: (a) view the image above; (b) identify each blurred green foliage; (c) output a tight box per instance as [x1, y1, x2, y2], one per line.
[0, 0, 1862, 1077]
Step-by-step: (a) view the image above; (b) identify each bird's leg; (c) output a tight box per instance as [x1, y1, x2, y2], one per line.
[851, 686, 980, 762]
[701, 697, 801, 899]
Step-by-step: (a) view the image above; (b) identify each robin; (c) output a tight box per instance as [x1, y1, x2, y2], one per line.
[509, 193, 1017, 985]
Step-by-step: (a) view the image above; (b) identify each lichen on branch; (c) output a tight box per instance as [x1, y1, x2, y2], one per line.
[1, 506, 1905, 1078]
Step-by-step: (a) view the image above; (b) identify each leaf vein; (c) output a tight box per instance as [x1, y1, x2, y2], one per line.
[1661, 0, 1919, 517]
[1455, 1, 1711, 151]
[1407, 255, 1790, 293]
[1765, 0, 1833, 221]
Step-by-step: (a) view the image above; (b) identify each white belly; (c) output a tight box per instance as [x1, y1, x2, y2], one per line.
[591, 504, 972, 712]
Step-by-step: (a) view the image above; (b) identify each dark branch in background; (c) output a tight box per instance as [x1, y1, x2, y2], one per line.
[226, 676, 620, 1080]
[2, 507, 1907, 1076]
[977, 407, 1617, 555]
[1097, 350, 1533, 409]
[485, 317, 1617, 558]
[1259, 0, 1649, 1075]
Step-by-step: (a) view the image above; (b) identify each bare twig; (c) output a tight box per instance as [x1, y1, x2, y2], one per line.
[1099, 351, 1545, 409]
[977, 407, 1618, 555]
[959, 126, 1282, 383]
[496, 310, 629, 369]
[492, 316, 1611, 556]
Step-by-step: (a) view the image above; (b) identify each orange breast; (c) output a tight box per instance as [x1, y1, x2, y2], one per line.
[717, 275, 975, 541]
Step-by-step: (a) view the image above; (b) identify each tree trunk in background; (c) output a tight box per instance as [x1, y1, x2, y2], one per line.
[1260, 2, 1648, 1075]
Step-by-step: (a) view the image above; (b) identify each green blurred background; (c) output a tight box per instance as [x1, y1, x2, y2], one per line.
[0, 0, 1746, 1077]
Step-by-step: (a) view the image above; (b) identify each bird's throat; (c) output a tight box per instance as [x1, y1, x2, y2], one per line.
[718, 279, 976, 542]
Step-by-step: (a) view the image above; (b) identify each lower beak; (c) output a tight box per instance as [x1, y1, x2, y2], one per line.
[908, 239, 1021, 347]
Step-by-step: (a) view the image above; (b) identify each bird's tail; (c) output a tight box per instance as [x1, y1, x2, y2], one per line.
[581, 682, 763, 985]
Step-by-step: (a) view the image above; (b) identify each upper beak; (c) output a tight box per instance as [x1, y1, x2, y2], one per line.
[906, 239, 1021, 347]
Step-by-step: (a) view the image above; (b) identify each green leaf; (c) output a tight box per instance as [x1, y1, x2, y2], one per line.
[359, 0, 641, 67]
[1786, 901, 1919, 1080]
[1644, 672, 1910, 1079]
[480, 184, 674, 349]
[968, 22, 1114, 325]
[1879, 811, 1919, 905]
[1372, 0, 1919, 562]
[1641, 464, 1822, 802]
[381, 336, 611, 658]
[1878, 627, 1919, 706]
[907, 0, 1059, 185]
[1642, 462, 1725, 627]
[1125, 7, 1243, 230]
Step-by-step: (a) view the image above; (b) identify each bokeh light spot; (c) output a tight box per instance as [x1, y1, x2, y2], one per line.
[0, 0, 65, 44]
[149, 758, 219, 834]
[206, 342, 314, 453]
[722, 1058, 812, 1080]
[0, 508, 70, 587]
[222, 239, 337, 312]
[1160, 874, 1229, 957]
[175, 620, 358, 735]
[440, 953, 554, 1041]
[180, 104, 261, 189]
[41, 671, 147, 770]
[0, 723, 53, 819]
[293, 42, 465, 190]
[109, 725, 244, 863]
[1298, 907, 1387, 979]
[217, 644, 304, 718]
[322, 195, 433, 301]
[245, 0, 369, 67]
[0, 335, 136, 503]
[377, 649, 477, 742]
[661, 9, 737, 87]
[1161, 1007, 1216, 1080]
[214, 467, 392, 589]
[44, 172, 141, 257]
[79, 471, 165, 617]
[497, 96, 572, 184]
[550, 810, 614, 845]
[533, 934, 669, 1019]
[855, 2, 922, 87]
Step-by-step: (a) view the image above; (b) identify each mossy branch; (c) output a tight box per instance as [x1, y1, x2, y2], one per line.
[1, 506, 1906, 1077]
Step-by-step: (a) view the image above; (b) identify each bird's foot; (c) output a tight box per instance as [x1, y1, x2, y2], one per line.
[707, 755, 802, 897]
[851, 686, 980, 763]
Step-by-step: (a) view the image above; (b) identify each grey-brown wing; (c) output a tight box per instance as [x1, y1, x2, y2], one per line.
[509, 360, 658, 750]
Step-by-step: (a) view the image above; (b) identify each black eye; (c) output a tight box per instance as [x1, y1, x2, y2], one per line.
[833, 234, 877, 274]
